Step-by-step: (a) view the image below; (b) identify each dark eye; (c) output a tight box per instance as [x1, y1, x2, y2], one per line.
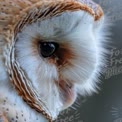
[39, 42, 59, 58]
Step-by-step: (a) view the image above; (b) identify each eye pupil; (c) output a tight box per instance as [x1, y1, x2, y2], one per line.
[39, 42, 59, 58]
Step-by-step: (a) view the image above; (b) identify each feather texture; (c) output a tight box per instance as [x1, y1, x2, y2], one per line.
[0, 0, 108, 122]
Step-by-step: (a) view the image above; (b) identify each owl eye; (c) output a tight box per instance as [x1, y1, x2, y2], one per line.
[39, 42, 59, 58]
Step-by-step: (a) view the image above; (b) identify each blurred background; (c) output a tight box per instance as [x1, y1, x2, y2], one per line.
[55, 0, 122, 122]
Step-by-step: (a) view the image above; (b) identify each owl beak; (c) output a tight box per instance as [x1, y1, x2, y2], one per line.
[57, 80, 76, 109]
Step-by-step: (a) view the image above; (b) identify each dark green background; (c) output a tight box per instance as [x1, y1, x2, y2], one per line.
[55, 0, 122, 122]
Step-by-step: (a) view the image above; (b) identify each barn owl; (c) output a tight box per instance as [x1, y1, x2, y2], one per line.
[0, 0, 108, 122]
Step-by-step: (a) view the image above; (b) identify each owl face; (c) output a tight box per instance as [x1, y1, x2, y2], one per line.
[0, 0, 106, 121]
[14, 10, 103, 112]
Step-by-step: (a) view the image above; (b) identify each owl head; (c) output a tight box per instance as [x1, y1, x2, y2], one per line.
[0, 0, 107, 121]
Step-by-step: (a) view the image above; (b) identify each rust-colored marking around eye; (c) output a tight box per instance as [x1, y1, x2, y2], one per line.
[31, 37, 75, 68]
[48, 42, 76, 68]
